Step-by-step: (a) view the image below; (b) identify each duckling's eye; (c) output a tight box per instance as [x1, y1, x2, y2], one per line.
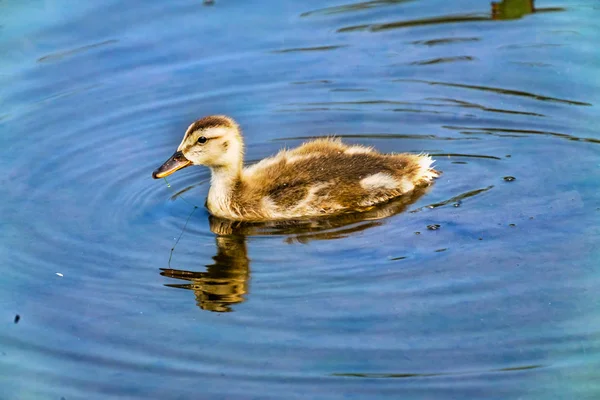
[197, 136, 207, 144]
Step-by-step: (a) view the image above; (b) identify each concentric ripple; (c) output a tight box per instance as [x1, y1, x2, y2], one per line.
[2, 0, 600, 399]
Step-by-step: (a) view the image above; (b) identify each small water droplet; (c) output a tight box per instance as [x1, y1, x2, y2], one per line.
[509, 223, 516, 227]
[414, 231, 421, 235]
[505, 155, 511, 158]
[14, 315, 20, 324]
[427, 224, 441, 230]
[453, 201, 462, 207]
[503, 176, 516, 182]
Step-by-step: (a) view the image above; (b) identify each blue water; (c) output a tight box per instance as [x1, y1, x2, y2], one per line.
[1, 0, 600, 398]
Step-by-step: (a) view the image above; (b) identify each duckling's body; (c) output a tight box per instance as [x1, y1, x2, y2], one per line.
[153, 116, 438, 221]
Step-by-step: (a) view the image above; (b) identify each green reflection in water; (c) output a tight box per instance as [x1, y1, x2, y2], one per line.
[337, 1, 565, 32]
[491, 0, 534, 20]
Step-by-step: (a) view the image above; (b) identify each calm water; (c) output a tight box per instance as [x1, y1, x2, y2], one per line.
[2, 0, 600, 398]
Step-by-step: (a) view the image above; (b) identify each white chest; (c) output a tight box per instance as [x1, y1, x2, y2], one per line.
[206, 172, 239, 219]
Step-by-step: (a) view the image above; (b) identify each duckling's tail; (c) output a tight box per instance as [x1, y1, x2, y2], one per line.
[417, 154, 440, 184]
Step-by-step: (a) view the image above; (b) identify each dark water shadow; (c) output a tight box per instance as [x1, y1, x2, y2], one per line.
[426, 97, 545, 117]
[396, 79, 591, 106]
[428, 153, 503, 160]
[271, 45, 347, 53]
[444, 125, 600, 144]
[499, 43, 563, 50]
[330, 88, 370, 92]
[37, 39, 118, 63]
[338, 13, 490, 33]
[291, 80, 332, 85]
[410, 185, 494, 213]
[411, 37, 480, 46]
[332, 364, 543, 378]
[281, 98, 545, 118]
[301, 0, 415, 17]
[410, 56, 475, 65]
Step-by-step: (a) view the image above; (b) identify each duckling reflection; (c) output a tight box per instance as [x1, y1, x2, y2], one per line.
[160, 186, 430, 313]
[160, 234, 249, 313]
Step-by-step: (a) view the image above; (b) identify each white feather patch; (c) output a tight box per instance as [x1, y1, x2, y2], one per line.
[417, 155, 438, 182]
[345, 146, 373, 155]
[360, 173, 399, 190]
[286, 154, 311, 164]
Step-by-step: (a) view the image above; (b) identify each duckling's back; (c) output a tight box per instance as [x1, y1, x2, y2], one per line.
[237, 138, 438, 220]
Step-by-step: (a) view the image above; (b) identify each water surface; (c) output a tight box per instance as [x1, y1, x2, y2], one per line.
[1, 0, 600, 398]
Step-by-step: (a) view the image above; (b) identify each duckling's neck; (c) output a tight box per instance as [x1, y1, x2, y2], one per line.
[207, 164, 242, 217]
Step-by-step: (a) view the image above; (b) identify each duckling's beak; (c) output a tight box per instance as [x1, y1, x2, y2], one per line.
[152, 151, 191, 179]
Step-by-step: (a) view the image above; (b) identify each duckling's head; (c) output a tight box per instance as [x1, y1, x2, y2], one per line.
[153, 115, 243, 179]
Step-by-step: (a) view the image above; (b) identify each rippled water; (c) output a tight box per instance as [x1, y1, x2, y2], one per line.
[2, 0, 600, 398]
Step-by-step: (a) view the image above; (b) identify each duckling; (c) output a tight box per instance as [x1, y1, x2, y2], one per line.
[153, 115, 438, 221]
